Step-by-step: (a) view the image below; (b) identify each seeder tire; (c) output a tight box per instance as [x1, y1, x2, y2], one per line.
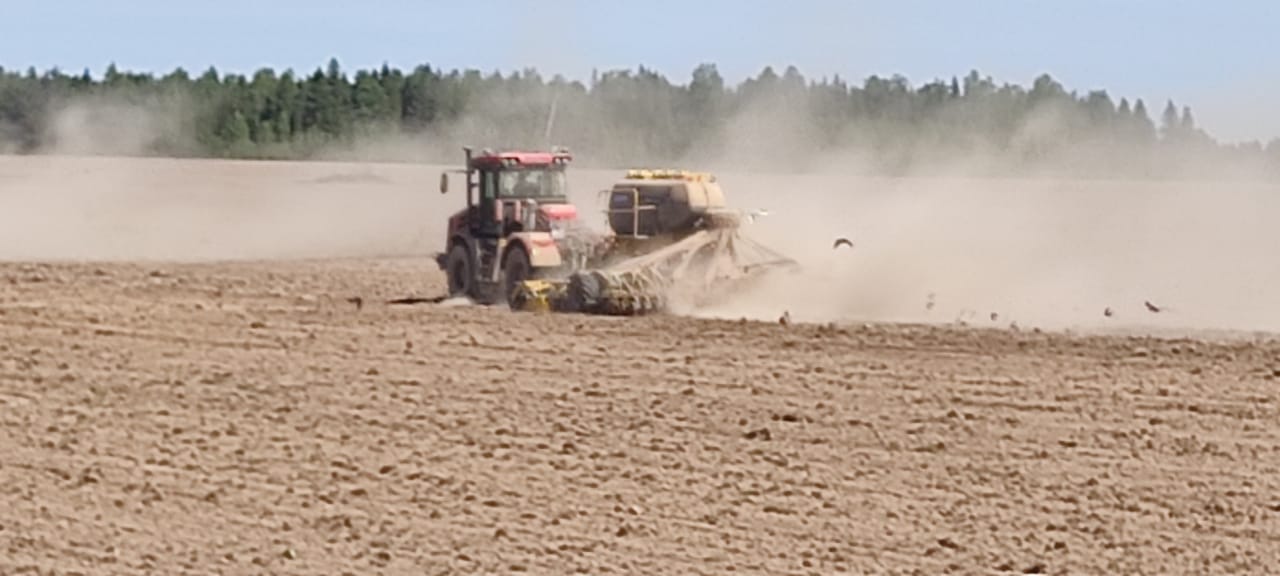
[568, 272, 603, 312]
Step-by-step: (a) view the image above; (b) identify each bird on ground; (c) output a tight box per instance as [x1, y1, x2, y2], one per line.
[347, 296, 364, 311]
[779, 311, 792, 326]
[832, 238, 854, 250]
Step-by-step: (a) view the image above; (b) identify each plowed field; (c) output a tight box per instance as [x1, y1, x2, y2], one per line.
[2, 257, 1279, 575]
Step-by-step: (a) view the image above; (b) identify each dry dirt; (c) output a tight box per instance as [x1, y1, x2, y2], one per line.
[2, 155, 1280, 574]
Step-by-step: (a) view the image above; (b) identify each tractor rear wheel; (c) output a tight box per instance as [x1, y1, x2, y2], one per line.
[502, 246, 532, 309]
[446, 243, 475, 298]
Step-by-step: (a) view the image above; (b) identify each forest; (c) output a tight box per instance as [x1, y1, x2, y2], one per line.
[0, 59, 1276, 177]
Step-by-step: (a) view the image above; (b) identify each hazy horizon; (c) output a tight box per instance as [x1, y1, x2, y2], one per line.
[3, 0, 1278, 143]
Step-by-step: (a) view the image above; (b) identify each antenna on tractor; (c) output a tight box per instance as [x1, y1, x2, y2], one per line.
[543, 91, 560, 147]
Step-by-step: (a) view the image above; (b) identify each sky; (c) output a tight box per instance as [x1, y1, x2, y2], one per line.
[3, 0, 1277, 142]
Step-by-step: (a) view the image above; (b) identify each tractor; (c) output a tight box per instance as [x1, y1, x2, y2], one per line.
[435, 146, 601, 305]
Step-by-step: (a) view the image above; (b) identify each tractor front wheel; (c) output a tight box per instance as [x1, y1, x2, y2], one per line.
[446, 243, 475, 299]
[502, 246, 532, 309]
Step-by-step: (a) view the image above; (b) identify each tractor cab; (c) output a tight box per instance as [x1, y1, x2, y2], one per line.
[441, 147, 575, 238]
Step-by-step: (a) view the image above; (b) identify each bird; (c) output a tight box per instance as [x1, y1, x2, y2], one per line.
[990, 312, 999, 322]
[346, 296, 364, 311]
[832, 238, 854, 250]
[779, 311, 791, 326]
[1104, 307, 1114, 318]
[1144, 300, 1162, 314]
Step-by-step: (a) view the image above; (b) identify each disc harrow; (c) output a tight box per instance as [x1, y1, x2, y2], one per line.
[512, 216, 797, 316]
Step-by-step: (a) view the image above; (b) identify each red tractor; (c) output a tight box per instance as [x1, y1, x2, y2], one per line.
[435, 146, 598, 305]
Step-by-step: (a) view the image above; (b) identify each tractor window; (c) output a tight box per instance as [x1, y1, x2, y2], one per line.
[482, 171, 498, 199]
[499, 169, 567, 198]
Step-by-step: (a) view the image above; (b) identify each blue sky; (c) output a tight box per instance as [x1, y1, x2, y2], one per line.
[3, 0, 1276, 142]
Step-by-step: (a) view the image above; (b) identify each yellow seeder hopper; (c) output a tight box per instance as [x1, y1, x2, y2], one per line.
[510, 169, 798, 315]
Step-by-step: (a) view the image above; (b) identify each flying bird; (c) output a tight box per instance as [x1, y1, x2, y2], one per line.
[1104, 307, 1114, 318]
[832, 237, 854, 250]
[1144, 300, 1162, 314]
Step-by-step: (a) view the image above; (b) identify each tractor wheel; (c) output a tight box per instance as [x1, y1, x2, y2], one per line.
[568, 271, 603, 313]
[502, 246, 532, 309]
[445, 243, 475, 298]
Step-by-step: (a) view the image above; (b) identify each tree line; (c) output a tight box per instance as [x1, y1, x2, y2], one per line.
[0, 59, 1275, 177]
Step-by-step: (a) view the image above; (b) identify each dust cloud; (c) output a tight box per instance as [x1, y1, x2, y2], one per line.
[0, 87, 447, 261]
[38, 95, 198, 158]
[0, 155, 453, 263]
[688, 172, 1280, 334]
[659, 90, 1280, 336]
